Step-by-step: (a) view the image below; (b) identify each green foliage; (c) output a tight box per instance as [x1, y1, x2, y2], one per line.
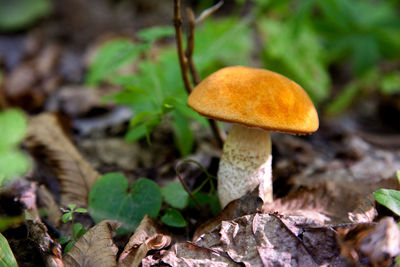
[59, 204, 88, 253]
[88, 173, 162, 234]
[0, 233, 18, 267]
[87, 18, 252, 156]
[88, 160, 219, 230]
[380, 71, 400, 95]
[161, 208, 187, 228]
[374, 171, 400, 217]
[312, 0, 400, 75]
[189, 192, 220, 216]
[0, 109, 30, 185]
[161, 182, 189, 209]
[86, 39, 144, 86]
[258, 19, 331, 103]
[137, 26, 174, 42]
[0, 0, 51, 32]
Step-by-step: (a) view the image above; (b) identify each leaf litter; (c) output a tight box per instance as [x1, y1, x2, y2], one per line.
[25, 112, 101, 207]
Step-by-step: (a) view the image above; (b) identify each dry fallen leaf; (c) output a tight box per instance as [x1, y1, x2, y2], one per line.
[37, 185, 62, 227]
[64, 220, 120, 267]
[119, 215, 170, 267]
[157, 242, 239, 267]
[193, 190, 262, 240]
[25, 113, 101, 206]
[337, 217, 400, 267]
[160, 213, 350, 266]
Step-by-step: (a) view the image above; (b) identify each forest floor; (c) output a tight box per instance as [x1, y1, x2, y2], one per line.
[1, 0, 400, 266]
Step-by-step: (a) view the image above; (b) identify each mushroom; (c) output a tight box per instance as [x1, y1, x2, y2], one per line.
[188, 66, 319, 208]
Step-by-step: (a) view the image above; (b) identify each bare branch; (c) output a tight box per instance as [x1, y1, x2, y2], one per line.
[185, 8, 201, 85]
[196, 0, 224, 24]
[174, 0, 193, 94]
[174, 0, 226, 147]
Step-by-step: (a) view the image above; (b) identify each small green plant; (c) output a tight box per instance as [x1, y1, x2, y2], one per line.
[87, 17, 253, 156]
[0, 109, 30, 186]
[88, 161, 219, 233]
[88, 173, 162, 234]
[59, 204, 88, 253]
[374, 171, 400, 220]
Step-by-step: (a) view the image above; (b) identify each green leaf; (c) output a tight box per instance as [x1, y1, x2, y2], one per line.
[258, 18, 330, 103]
[0, 0, 52, 32]
[137, 26, 175, 42]
[86, 39, 143, 86]
[0, 233, 18, 267]
[64, 241, 75, 253]
[75, 208, 87, 213]
[374, 189, 400, 216]
[190, 192, 221, 215]
[0, 149, 30, 182]
[194, 17, 253, 73]
[68, 204, 77, 211]
[72, 223, 83, 239]
[161, 208, 186, 228]
[171, 110, 194, 156]
[325, 82, 361, 115]
[380, 71, 400, 95]
[62, 213, 72, 223]
[125, 124, 147, 143]
[0, 109, 27, 150]
[58, 236, 70, 245]
[89, 173, 162, 234]
[161, 182, 189, 209]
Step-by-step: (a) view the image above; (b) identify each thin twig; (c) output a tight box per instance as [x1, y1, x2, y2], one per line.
[174, 0, 193, 94]
[174, 0, 226, 147]
[196, 0, 224, 24]
[175, 162, 202, 208]
[185, 8, 201, 85]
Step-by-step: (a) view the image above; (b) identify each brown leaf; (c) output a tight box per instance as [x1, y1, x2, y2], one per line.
[193, 190, 262, 240]
[37, 185, 62, 227]
[64, 220, 121, 267]
[158, 242, 239, 267]
[337, 217, 400, 267]
[25, 113, 101, 207]
[118, 215, 170, 267]
[220, 214, 317, 266]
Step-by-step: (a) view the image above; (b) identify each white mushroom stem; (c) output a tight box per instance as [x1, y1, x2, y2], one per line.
[218, 124, 272, 208]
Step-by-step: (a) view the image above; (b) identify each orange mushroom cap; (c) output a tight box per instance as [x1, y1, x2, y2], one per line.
[188, 66, 319, 134]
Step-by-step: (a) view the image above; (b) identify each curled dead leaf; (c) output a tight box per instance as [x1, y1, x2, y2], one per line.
[119, 215, 170, 267]
[63, 220, 121, 267]
[25, 113, 101, 207]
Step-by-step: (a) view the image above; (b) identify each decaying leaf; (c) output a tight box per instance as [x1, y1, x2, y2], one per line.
[25, 113, 101, 206]
[63, 220, 120, 267]
[157, 242, 239, 267]
[158, 213, 351, 266]
[37, 185, 62, 227]
[220, 214, 317, 266]
[119, 215, 170, 267]
[194, 190, 262, 239]
[337, 217, 400, 267]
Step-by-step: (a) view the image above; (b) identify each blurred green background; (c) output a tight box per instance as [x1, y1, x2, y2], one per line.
[1, 0, 400, 157]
